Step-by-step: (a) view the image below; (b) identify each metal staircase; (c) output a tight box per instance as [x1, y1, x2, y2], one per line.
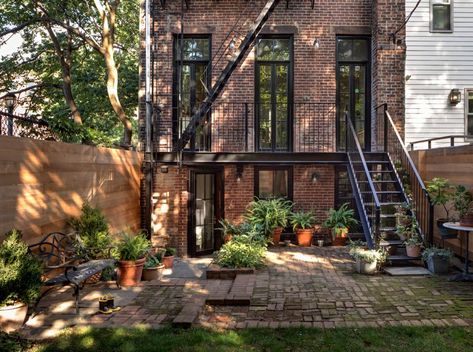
[175, 0, 281, 151]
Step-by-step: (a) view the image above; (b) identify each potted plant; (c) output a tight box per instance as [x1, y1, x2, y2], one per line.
[142, 253, 165, 281]
[349, 247, 386, 275]
[394, 203, 413, 232]
[453, 185, 473, 226]
[422, 247, 453, 274]
[426, 178, 454, 228]
[217, 219, 241, 243]
[116, 232, 151, 286]
[290, 211, 316, 247]
[0, 230, 43, 332]
[323, 203, 358, 246]
[245, 198, 292, 246]
[163, 247, 176, 269]
[404, 235, 423, 258]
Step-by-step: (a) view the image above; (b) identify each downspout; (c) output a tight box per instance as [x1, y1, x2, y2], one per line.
[144, 0, 154, 239]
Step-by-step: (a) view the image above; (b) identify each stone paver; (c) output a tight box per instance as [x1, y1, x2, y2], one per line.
[22, 247, 473, 337]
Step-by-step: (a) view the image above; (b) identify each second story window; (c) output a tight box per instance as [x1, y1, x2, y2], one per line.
[173, 36, 211, 151]
[431, 0, 453, 32]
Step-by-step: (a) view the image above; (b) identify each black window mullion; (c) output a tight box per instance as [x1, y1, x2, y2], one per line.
[271, 63, 277, 151]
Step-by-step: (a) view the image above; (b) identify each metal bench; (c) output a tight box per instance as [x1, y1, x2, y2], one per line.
[28, 232, 118, 314]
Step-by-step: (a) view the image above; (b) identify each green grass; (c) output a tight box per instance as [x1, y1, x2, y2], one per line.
[3, 326, 473, 352]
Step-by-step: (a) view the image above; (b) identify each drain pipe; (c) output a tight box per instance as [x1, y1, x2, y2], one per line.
[144, 0, 154, 239]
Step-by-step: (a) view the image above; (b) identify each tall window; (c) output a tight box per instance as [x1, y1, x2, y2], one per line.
[465, 90, 473, 137]
[431, 0, 453, 32]
[255, 166, 293, 199]
[255, 37, 292, 151]
[173, 36, 211, 151]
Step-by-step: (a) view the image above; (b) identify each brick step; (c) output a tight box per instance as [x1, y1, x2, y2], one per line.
[205, 274, 255, 306]
[172, 303, 202, 328]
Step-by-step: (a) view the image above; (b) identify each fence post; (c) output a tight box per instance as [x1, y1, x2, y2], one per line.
[244, 103, 249, 152]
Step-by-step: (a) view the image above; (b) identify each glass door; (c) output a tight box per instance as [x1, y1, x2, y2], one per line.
[336, 37, 370, 150]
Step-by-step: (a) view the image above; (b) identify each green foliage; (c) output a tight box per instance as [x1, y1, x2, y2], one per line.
[422, 247, 453, 262]
[452, 185, 473, 219]
[69, 203, 111, 259]
[215, 241, 266, 269]
[404, 235, 423, 247]
[217, 219, 243, 236]
[426, 178, 454, 219]
[164, 247, 176, 257]
[116, 232, 150, 261]
[349, 247, 386, 264]
[322, 203, 358, 232]
[0, 230, 43, 306]
[231, 224, 269, 247]
[245, 198, 293, 237]
[290, 211, 316, 231]
[144, 255, 161, 269]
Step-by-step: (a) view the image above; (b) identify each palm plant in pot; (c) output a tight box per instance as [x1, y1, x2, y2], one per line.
[245, 198, 292, 246]
[422, 247, 453, 274]
[116, 232, 151, 286]
[323, 203, 358, 246]
[290, 211, 316, 247]
[142, 253, 165, 281]
[453, 185, 473, 226]
[163, 247, 176, 269]
[426, 178, 454, 229]
[0, 230, 43, 332]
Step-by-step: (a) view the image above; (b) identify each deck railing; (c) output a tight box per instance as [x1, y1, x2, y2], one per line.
[409, 135, 472, 151]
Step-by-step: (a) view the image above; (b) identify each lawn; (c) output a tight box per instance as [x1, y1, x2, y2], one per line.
[3, 326, 473, 352]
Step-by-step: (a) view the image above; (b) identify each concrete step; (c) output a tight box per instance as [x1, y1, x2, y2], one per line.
[384, 267, 431, 276]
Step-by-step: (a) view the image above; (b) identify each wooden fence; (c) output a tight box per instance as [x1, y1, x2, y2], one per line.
[411, 144, 473, 258]
[0, 136, 142, 243]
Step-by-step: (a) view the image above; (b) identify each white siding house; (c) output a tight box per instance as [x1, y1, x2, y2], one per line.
[406, 0, 473, 149]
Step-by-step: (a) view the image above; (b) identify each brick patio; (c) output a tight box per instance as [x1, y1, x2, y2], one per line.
[23, 247, 473, 338]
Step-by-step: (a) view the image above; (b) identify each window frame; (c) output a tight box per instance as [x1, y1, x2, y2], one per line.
[254, 165, 293, 200]
[430, 0, 453, 33]
[464, 88, 473, 139]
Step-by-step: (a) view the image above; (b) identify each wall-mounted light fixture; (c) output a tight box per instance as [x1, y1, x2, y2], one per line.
[313, 38, 320, 49]
[311, 172, 319, 184]
[4, 92, 16, 109]
[236, 165, 244, 182]
[449, 89, 461, 105]
[160, 165, 169, 174]
[229, 38, 236, 51]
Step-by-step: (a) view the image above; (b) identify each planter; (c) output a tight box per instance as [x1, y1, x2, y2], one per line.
[296, 228, 313, 247]
[406, 244, 422, 258]
[317, 239, 324, 247]
[436, 218, 449, 229]
[142, 264, 165, 281]
[117, 257, 146, 287]
[163, 255, 175, 269]
[426, 256, 450, 274]
[272, 227, 283, 246]
[355, 258, 377, 275]
[460, 213, 473, 227]
[0, 302, 28, 333]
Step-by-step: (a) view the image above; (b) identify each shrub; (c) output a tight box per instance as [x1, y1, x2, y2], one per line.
[69, 203, 112, 259]
[215, 241, 266, 269]
[116, 232, 150, 261]
[0, 230, 43, 306]
[349, 247, 386, 264]
[422, 247, 453, 262]
[245, 198, 293, 237]
[290, 211, 316, 231]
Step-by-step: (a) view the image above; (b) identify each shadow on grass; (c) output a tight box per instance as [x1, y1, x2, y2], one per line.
[17, 326, 473, 352]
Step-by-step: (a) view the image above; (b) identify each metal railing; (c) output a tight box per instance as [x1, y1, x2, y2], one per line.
[376, 104, 433, 244]
[0, 110, 55, 140]
[409, 135, 472, 151]
[346, 112, 379, 248]
[160, 102, 336, 153]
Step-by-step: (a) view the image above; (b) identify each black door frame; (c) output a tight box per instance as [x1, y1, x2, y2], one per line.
[187, 166, 224, 257]
[335, 35, 371, 151]
[254, 35, 294, 152]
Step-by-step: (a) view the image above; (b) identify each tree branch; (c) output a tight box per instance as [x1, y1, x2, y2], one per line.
[0, 20, 38, 37]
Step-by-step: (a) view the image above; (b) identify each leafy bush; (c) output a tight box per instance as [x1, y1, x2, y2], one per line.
[116, 232, 150, 261]
[245, 198, 293, 237]
[0, 230, 43, 306]
[422, 247, 453, 262]
[290, 211, 316, 231]
[215, 241, 266, 269]
[426, 178, 454, 219]
[453, 185, 473, 219]
[349, 247, 386, 264]
[69, 203, 112, 259]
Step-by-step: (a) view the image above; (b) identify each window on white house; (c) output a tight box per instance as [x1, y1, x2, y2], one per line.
[431, 0, 453, 32]
[466, 90, 473, 137]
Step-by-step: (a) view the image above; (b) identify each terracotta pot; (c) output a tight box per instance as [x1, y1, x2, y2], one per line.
[460, 213, 473, 227]
[406, 244, 422, 258]
[142, 264, 165, 281]
[296, 228, 313, 247]
[118, 257, 146, 287]
[272, 227, 283, 246]
[0, 302, 28, 333]
[163, 255, 175, 269]
[332, 237, 348, 246]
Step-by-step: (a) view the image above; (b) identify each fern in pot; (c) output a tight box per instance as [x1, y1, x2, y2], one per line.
[290, 211, 316, 247]
[116, 232, 151, 286]
[142, 253, 165, 281]
[163, 247, 177, 269]
[422, 247, 453, 274]
[323, 203, 358, 246]
[0, 230, 43, 332]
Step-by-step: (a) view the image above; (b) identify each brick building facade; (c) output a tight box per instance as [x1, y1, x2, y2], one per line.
[139, 0, 406, 256]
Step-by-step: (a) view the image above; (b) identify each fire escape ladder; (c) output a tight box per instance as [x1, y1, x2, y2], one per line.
[174, 0, 281, 151]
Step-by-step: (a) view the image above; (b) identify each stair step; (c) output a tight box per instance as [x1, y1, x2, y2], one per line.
[172, 303, 202, 328]
[360, 180, 397, 184]
[388, 255, 421, 262]
[365, 202, 403, 207]
[353, 160, 390, 164]
[361, 191, 402, 195]
[368, 214, 397, 219]
[356, 170, 393, 173]
[384, 267, 431, 276]
[380, 240, 404, 246]
[380, 227, 397, 232]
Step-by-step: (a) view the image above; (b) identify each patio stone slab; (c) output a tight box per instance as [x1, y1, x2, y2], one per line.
[384, 267, 432, 276]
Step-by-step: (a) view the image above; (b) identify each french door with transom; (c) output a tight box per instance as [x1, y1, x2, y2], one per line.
[336, 37, 371, 151]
